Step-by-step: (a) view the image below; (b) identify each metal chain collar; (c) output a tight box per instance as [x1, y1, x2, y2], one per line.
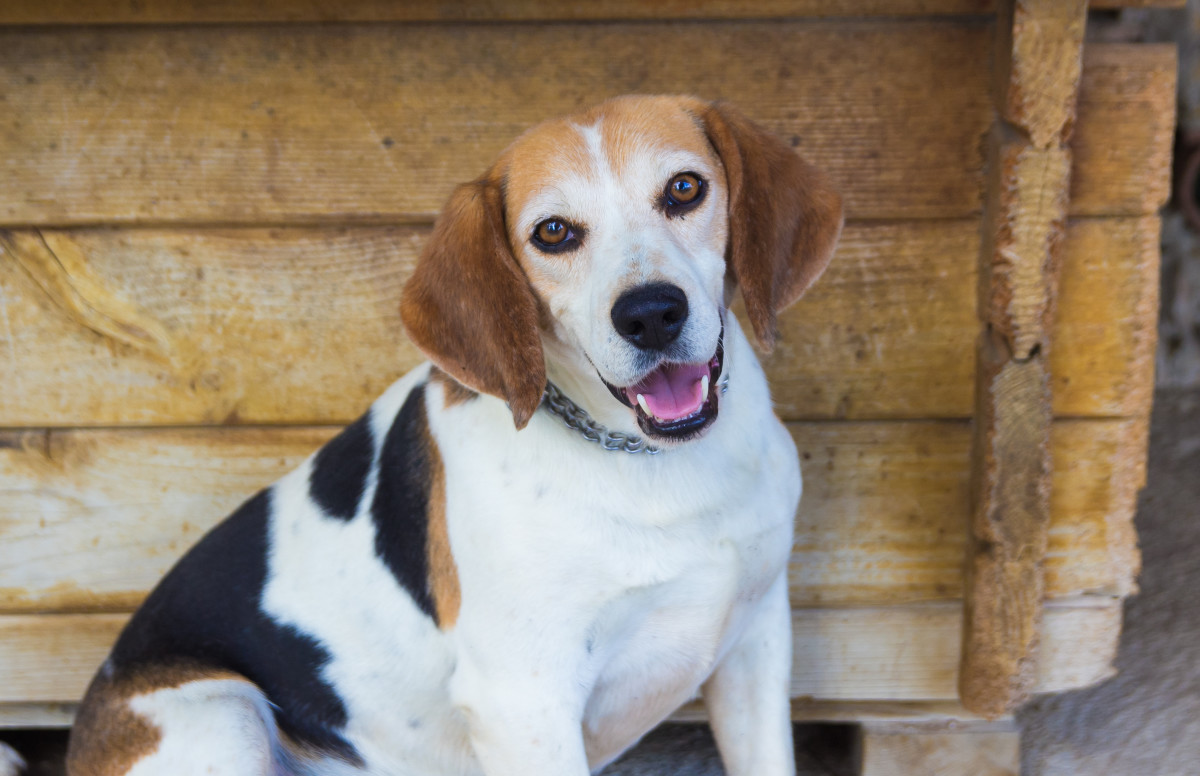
[540, 374, 731, 456]
[542, 382, 660, 455]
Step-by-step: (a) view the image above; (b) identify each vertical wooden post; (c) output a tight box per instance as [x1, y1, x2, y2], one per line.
[960, 0, 1089, 718]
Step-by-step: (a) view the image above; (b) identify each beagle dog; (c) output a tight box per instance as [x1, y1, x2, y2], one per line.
[67, 95, 842, 776]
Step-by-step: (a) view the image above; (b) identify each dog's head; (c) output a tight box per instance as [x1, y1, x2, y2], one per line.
[401, 96, 842, 441]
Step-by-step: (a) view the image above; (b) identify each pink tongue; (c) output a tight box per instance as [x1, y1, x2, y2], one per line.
[625, 362, 709, 421]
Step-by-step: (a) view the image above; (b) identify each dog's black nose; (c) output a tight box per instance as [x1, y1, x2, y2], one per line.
[611, 283, 689, 352]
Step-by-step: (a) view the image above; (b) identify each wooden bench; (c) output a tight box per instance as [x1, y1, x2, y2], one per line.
[0, 1, 1176, 771]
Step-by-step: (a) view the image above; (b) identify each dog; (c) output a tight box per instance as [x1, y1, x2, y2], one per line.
[66, 95, 842, 776]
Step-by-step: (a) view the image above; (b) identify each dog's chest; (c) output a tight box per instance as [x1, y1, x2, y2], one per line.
[575, 505, 794, 765]
[439, 409, 800, 763]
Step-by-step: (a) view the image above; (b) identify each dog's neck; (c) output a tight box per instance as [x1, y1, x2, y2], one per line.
[540, 336, 639, 437]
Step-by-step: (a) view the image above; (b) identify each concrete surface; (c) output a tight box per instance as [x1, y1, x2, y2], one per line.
[1017, 388, 1200, 776]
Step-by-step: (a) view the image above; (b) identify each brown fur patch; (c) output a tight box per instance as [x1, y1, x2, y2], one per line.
[415, 396, 460, 629]
[423, 436, 460, 629]
[500, 119, 597, 207]
[700, 101, 844, 350]
[67, 663, 243, 776]
[400, 172, 545, 429]
[429, 366, 478, 409]
[594, 96, 717, 179]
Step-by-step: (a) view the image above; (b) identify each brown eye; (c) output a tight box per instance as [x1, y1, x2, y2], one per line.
[532, 218, 580, 252]
[664, 172, 705, 215]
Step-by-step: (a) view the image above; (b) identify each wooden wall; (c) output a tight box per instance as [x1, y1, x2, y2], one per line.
[0, 1, 1175, 724]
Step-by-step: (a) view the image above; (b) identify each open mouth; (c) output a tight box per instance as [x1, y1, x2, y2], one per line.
[602, 331, 725, 441]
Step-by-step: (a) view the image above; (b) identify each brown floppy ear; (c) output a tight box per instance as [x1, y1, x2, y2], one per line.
[400, 174, 545, 429]
[701, 102, 844, 350]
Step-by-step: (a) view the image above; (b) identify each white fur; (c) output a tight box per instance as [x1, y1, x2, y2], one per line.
[97, 106, 803, 776]
[514, 119, 728, 413]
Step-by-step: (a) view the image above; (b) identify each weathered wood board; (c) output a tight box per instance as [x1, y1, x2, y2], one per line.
[1050, 217, 1160, 419]
[0, 699, 1010, 730]
[0, 218, 1159, 427]
[0, 0, 1169, 734]
[0, 600, 1119, 704]
[0, 22, 990, 225]
[0, 418, 1143, 613]
[0, 0, 1000, 24]
[0, 28, 1173, 226]
[961, 0, 1086, 717]
[1071, 45, 1179, 217]
[0, 0, 1179, 28]
[859, 728, 1019, 776]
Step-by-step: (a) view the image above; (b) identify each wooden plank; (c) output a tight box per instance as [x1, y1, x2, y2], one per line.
[0, 426, 333, 613]
[793, 417, 1144, 608]
[0, 22, 994, 225]
[0, 227, 424, 427]
[859, 728, 1019, 776]
[0, 418, 1143, 613]
[0, 25, 1163, 226]
[1091, 0, 1186, 7]
[0, 217, 1158, 426]
[1072, 45, 1178, 217]
[0, 601, 1119, 704]
[961, 0, 1087, 719]
[0, 613, 128, 703]
[690, 700, 993, 725]
[0, 0, 998, 24]
[0, 703, 76, 729]
[0, 1, 1178, 29]
[0, 28, 1169, 224]
[1, 699, 999, 729]
[1051, 216, 1160, 419]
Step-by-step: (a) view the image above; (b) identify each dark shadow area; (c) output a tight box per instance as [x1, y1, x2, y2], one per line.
[600, 722, 857, 775]
[0, 722, 859, 776]
[0, 730, 66, 776]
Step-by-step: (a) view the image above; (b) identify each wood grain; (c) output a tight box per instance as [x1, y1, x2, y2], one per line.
[0, 218, 1159, 426]
[2, 0, 1180, 25]
[961, 0, 1086, 719]
[1072, 45, 1178, 217]
[0, 26, 1174, 225]
[0, 601, 1119, 704]
[0, 227, 424, 427]
[1051, 217, 1160, 420]
[0, 0, 1176, 26]
[0, 22, 993, 226]
[4, 699, 1004, 729]
[0, 419, 1143, 613]
[859, 728, 1019, 776]
[0, 0, 999, 24]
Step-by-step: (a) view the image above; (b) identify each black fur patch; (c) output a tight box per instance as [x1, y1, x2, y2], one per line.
[109, 490, 361, 765]
[309, 414, 375, 521]
[371, 387, 437, 621]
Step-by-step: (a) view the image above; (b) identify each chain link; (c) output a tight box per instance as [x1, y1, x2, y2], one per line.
[541, 382, 660, 455]
[540, 375, 731, 455]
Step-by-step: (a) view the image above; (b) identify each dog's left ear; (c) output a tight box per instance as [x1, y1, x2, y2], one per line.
[400, 172, 546, 429]
[701, 101, 844, 350]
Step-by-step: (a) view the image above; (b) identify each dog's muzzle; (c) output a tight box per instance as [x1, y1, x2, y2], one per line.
[602, 324, 725, 442]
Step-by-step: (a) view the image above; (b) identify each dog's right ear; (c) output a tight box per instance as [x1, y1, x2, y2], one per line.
[701, 101, 843, 351]
[400, 174, 546, 430]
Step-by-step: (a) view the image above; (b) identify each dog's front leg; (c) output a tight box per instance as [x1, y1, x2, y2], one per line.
[702, 571, 796, 776]
[450, 659, 591, 776]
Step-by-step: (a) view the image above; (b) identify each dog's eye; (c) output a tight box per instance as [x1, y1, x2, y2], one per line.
[532, 218, 580, 252]
[663, 172, 705, 216]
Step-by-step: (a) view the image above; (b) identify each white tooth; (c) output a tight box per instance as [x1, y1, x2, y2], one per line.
[700, 374, 710, 398]
[637, 394, 651, 415]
